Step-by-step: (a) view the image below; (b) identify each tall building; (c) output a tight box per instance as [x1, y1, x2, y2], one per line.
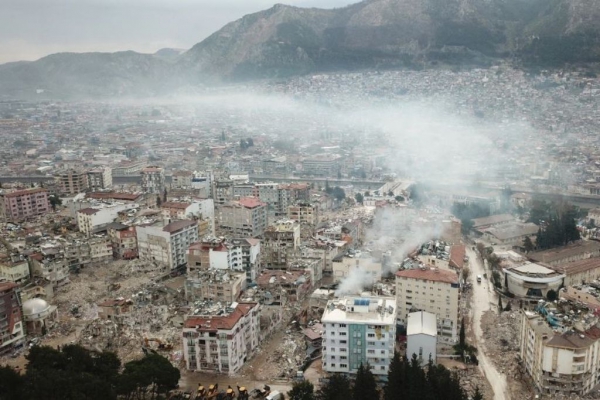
[263, 220, 300, 269]
[56, 169, 88, 195]
[0, 281, 25, 354]
[0, 188, 50, 222]
[182, 302, 260, 375]
[217, 197, 268, 237]
[76, 204, 131, 237]
[107, 224, 138, 259]
[137, 220, 199, 270]
[184, 269, 245, 303]
[395, 267, 460, 341]
[321, 296, 396, 376]
[288, 201, 320, 226]
[86, 167, 113, 191]
[140, 166, 165, 194]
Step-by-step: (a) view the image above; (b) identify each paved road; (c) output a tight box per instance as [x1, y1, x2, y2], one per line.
[466, 246, 510, 400]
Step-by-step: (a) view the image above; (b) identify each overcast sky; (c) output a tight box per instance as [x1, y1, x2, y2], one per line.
[0, 0, 356, 64]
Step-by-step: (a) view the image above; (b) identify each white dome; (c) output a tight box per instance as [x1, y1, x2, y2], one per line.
[23, 298, 50, 316]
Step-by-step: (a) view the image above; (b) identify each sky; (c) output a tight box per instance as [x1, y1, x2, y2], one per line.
[0, 0, 356, 64]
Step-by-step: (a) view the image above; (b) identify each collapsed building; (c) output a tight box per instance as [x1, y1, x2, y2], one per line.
[185, 269, 245, 303]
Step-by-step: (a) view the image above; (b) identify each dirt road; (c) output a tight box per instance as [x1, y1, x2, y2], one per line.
[466, 246, 510, 400]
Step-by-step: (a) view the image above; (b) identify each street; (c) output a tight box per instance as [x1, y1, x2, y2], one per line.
[466, 246, 510, 400]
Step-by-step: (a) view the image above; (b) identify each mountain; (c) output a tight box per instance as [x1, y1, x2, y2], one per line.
[0, 0, 599, 98]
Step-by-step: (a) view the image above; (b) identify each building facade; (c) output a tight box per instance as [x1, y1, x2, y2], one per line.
[86, 167, 113, 191]
[395, 268, 460, 341]
[140, 166, 165, 194]
[0, 188, 50, 222]
[263, 220, 300, 269]
[137, 220, 199, 270]
[0, 282, 25, 354]
[56, 169, 88, 195]
[217, 197, 268, 237]
[182, 302, 260, 375]
[321, 296, 396, 376]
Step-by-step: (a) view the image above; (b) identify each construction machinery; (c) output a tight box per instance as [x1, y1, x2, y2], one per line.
[196, 383, 221, 400]
[237, 385, 249, 400]
[224, 385, 236, 399]
[143, 337, 174, 351]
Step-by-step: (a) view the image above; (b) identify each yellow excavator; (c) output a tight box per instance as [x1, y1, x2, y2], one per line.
[143, 337, 173, 351]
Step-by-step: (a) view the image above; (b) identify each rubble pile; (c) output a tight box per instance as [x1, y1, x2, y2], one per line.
[481, 310, 530, 399]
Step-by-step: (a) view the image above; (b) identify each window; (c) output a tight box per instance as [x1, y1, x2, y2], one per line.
[368, 333, 375, 338]
[368, 349, 375, 354]
[331, 363, 336, 368]
[340, 364, 348, 368]
[419, 347, 423, 357]
[339, 324, 347, 328]
[368, 341, 375, 346]
[340, 340, 347, 344]
[341, 356, 347, 360]
[340, 332, 347, 336]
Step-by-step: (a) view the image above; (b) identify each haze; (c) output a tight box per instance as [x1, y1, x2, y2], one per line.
[0, 0, 355, 64]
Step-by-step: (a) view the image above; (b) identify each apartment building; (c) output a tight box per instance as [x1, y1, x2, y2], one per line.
[0, 188, 50, 222]
[288, 201, 320, 226]
[188, 238, 260, 284]
[137, 220, 199, 270]
[86, 167, 113, 191]
[140, 166, 165, 194]
[520, 310, 600, 396]
[263, 220, 300, 269]
[302, 155, 340, 176]
[182, 302, 260, 375]
[29, 256, 70, 288]
[395, 267, 460, 341]
[0, 282, 25, 355]
[171, 170, 193, 189]
[107, 223, 138, 259]
[217, 197, 268, 237]
[161, 198, 214, 228]
[214, 180, 234, 205]
[185, 269, 245, 303]
[0, 253, 30, 284]
[321, 296, 396, 376]
[76, 203, 131, 236]
[56, 169, 88, 195]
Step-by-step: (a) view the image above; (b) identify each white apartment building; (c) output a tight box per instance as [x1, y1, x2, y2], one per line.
[182, 302, 260, 375]
[76, 203, 131, 237]
[161, 199, 215, 233]
[0, 254, 30, 284]
[140, 166, 165, 194]
[333, 255, 383, 283]
[86, 167, 113, 191]
[395, 267, 460, 342]
[520, 310, 600, 396]
[171, 170, 193, 189]
[321, 296, 396, 376]
[137, 220, 199, 270]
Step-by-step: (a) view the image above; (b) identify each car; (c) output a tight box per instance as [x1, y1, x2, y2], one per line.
[477, 275, 482, 283]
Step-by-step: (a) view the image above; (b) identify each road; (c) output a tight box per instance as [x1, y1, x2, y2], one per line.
[466, 246, 510, 400]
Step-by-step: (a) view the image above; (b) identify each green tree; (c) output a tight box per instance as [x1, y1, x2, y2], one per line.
[163, 188, 168, 203]
[355, 193, 364, 204]
[384, 352, 405, 400]
[332, 187, 346, 201]
[316, 374, 352, 400]
[118, 353, 180, 400]
[523, 236, 535, 252]
[395, 195, 404, 202]
[0, 365, 25, 400]
[353, 363, 378, 400]
[288, 380, 315, 400]
[325, 180, 332, 194]
[49, 194, 62, 211]
[364, 191, 370, 197]
[459, 318, 465, 348]
[156, 194, 162, 208]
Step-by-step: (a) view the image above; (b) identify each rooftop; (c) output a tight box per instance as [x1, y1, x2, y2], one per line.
[407, 311, 437, 337]
[184, 302, 257, 331]
[472, 214, 514, 228]
[161, 201, 191, 210]
[163, 219, 197, 234]
[550, 258, 600, 276]
[396, 268, 459, 285]
[322, 296, 396, 325]
[528, 241, 600, 264]
[238, 197, 266, 209]
[1, 188, 48, 198]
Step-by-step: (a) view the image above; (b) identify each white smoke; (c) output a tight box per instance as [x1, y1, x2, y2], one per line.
[335, 268, 374, 296]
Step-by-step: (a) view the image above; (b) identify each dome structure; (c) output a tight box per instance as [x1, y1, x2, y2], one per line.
[22, 298, 50, 318]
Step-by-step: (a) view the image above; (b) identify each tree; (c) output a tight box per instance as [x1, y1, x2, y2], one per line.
[355, 193, 364, 204]
[332, 187, 346, 202]
[156, 194, 162, 208]
[459, 318, 465, 349]
[316, 374, 352, 400]
[246, 137, 254, 147]
[288, 380, 315, 400]
[353, 363, 378, 400]
[462, 266, 471, 282]
[325, 180, 332, 194]
[118, 353, 180, 399]
[220, 130, 226, 141]
[0, 365, 25, 400]
[547, 289, 558, 302]
[384, 352, 405, 400]
[364, 191, 370, 197]
[163, 188, 167, 203]
[49, 194, 62, 211]
[395, 195, 405, 202]
[523, 236, 535, 252]
[387, 190, 394, 197]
